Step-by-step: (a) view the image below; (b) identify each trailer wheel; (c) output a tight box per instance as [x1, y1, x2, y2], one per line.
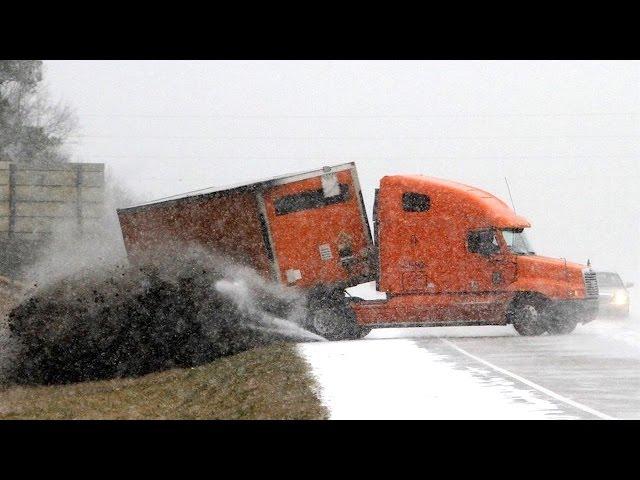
[508, 296, 548, 336]
[311, 305, 365, 341]
[307, 288, 367, 341]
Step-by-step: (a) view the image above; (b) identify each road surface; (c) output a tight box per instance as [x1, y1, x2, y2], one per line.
[300, 310, 640, 419]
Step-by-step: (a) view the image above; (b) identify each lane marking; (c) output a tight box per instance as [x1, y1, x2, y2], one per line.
[439, 338, 616, 420]
[301, 339, 575, 419]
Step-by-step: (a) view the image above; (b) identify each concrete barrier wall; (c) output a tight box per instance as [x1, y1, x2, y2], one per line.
[0, 162, 104, 239]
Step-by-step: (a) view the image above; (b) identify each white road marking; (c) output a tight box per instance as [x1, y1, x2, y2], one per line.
[440, 338, 616, 420]
[299, 339, 579, 419]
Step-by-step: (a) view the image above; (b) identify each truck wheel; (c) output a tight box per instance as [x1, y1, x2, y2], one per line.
[310, 304, 365, 341]
[546, 316, 577, 335]
[508, 297, 548, 336]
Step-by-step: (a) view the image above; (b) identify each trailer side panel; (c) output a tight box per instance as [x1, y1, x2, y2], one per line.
[118, 191, 273, 276]
[117, 163, 373, 290]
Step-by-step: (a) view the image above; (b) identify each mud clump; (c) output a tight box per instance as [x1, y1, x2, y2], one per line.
[3, 248, 319, 385]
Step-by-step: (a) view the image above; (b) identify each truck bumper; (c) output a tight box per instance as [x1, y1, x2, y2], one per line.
[550, 298, 599, 324]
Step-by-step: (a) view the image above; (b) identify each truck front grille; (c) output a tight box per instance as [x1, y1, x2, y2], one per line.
[583, 270, 599, 298]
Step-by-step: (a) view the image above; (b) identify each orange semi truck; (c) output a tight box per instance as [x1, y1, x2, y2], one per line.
[117, 162, 599, 340]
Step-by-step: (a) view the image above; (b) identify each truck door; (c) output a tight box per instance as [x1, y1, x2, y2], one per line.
[465, 229, 517, 292]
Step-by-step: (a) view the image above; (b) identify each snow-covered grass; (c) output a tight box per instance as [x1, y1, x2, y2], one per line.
[299, 338, 577, 419]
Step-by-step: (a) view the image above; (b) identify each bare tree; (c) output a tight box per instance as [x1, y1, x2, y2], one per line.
[0, 60, 77, 164]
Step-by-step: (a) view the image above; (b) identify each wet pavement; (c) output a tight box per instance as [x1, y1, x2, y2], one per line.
[303, 314, 640, 419]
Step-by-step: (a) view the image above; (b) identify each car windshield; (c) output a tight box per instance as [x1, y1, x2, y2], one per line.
[501, 229, 535, 255]
[596, 272, 623, 288]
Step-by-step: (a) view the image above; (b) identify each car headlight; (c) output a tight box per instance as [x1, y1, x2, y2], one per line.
[612, 290, 629, 305]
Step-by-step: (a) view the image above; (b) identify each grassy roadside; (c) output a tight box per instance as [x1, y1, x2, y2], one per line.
[0, 342, 328, 419]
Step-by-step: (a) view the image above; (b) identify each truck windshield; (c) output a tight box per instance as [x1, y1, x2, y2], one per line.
[501, 229, 535, 255]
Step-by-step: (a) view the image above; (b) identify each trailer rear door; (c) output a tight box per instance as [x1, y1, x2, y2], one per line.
[263, 166, 372, 289]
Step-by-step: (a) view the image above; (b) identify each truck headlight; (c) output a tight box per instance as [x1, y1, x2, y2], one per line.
[612, 290, 629, 305]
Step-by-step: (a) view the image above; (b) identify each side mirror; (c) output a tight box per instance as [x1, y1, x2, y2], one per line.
[625, 282, 634, 289]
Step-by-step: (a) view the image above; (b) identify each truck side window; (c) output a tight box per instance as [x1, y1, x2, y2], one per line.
[468, 229, 500, 256]
[275, 183, 350, 215]
[402, 192, 430, 212]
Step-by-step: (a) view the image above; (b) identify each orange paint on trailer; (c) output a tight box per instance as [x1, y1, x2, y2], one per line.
[263, 169, 372, 288]
[117, 163, 374, 290]
[118, 191, 273, 275]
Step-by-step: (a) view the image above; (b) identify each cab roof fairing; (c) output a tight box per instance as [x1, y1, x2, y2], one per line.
[380, 174, 532, 229]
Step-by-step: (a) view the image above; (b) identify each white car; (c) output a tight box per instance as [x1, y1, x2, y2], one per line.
[595, 271, 633, 318]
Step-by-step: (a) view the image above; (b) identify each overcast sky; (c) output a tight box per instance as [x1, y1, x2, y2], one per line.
[44, 60, 640, 282]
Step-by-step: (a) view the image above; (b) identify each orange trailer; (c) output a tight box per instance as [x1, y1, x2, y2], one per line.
[117, 162, 599, 340]
[118, 163, 375, 290]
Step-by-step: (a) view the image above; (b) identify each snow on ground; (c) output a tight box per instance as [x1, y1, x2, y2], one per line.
[579, 315, 640, 350]
[299, 338, 576, 420]
[302, 287, 640, 419]
[367, 325, 518, 339]
[567, 293, 639, 353]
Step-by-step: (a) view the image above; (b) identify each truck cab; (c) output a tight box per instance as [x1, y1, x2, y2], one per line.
[349, 175, 599, 337]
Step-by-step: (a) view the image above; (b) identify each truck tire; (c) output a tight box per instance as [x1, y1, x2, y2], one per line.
[546, 316, 577, 335]
[307, 289, 367, 341]
[507, 296, 548, 336]
[311, 307, 346, 340]
[311, 304, 364, 341]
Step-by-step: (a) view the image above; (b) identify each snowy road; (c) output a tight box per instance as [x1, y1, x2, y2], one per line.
[300, 313, 640, 419]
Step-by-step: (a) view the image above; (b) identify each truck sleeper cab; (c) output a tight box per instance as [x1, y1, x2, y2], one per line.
[342, 175, 599, 339]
